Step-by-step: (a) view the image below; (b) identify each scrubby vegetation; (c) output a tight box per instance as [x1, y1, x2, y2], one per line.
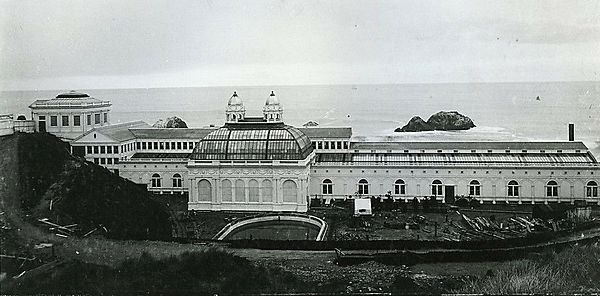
[2, 132, 170, 240]
[4, 248, 306, 294]
[458, 243, 600, 294]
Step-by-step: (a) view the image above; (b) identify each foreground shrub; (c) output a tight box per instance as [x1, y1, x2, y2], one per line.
[459, 244, 600, 294]
[5, 248, 304, 294]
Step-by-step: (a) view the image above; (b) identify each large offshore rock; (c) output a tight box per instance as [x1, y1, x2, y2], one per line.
[426, 111, 476, 131]
[153, 116, 188, 128]
[395, 116, 432, 132]
[396, 111, 475, 132]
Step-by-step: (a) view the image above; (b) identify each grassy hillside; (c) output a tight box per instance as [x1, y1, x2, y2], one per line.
[0, 132, 171, 240]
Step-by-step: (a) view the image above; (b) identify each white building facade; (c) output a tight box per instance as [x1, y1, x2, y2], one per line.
[38, 91, 600, 211]
[29, 91, 112, 141]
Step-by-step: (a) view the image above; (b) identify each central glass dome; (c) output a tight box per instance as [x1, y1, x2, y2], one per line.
[190, 121, 313, 160]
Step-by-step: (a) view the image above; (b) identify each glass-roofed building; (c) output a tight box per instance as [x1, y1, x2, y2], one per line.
[186, 91, 316, 212]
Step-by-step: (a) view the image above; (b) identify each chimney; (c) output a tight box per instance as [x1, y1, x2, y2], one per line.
[568, 123, 574, 141]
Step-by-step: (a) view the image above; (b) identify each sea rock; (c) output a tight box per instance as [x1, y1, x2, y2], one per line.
[395, 116, 432, 132]
[153, 116, 188, 128]
[395, 111, 475, 132]
[303, 121, 319, 127]
[426, 111, 475, 131]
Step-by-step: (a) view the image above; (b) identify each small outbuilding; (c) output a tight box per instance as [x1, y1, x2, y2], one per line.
[353, 198, 372, 216]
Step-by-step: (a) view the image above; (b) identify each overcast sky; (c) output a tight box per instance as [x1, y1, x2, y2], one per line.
[1, 0, 599, 90]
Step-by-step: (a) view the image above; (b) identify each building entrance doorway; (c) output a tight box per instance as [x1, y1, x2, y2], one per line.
[39, 121, 46, 132]
[444, 185, 455, 204]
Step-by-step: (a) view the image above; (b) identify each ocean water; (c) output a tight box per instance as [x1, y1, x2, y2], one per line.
[2, 82, 599, 156]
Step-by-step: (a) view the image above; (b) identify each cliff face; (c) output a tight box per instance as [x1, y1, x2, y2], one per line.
[1, 132, 171, 240]
[153, 116, 188, 128]
[395, 111, 475, 132]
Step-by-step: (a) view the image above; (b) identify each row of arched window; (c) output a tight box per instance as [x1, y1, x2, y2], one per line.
[196, 179, 298, 203]
[321, 179, 599, 198]
[150, 173, 182, 188]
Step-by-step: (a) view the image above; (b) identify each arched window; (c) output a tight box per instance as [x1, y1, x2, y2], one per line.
[586, 181, 598, 197]
[469, 180, 481, 196]
[262, 180, 273, 202]
[322, 179, 333, 195]
[235, 179, 245, 202]
[508, 180, 519, 197]
[358, 179, 369, 195]
[172, 173, 182, 188]
[394, 179, 406, 195]
[151, 173, 161, 188]
[432, 180, 443, 196]
[248, 179, 259, 202]
[546, 180, 559, 197]
[222, 179, 232, 202]
[198, 179, 212, 201]
[283, 180, 297, 202]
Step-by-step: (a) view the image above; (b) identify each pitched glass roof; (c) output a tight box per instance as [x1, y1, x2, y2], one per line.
[190, 122, 313, 160]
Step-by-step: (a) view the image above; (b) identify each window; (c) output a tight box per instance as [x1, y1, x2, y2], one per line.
[87, 114, 91, 125]
[394, 179, 406, 195]
[324, 142, 329, 149]
[222, 179, 232, 201]
[508, 180, 519, 197]
[151, 174, 161, 188]
[343, 142, 349, 149]
[262, 180, 273, 202]
[73, 115, 80, 126]
[586, 181, 598, 197]
[546, 180, 559, 197]
[317, 142, 323, 149]
[100, 146, 105, 154]
[94, 113, 101, 124]
[337, 141, 342, 149]
[61, 115, 69, 126]
[283, 180, 297, 202]
[469, 180, 481, 196]
[198, 179, 211, 201]
[177, 142, 182, 150]
[154, 142, 158, 150]
[136, 142, 140, 149]
[322, 179, 333, 195]
[358, 179, 369, 195]
[183, 142, 188, 150]
[189, 142, 194, 149]
[142, 142, 147, 149]
[235, 179, 245, 202]
[100, 158, 106, 164]
[50, 116, 57, 126]
[86, 146, 92, 154]
[103, 112, 108, 123]
[114, 146, 118, 153]
[160, 142, 164, 150]
[107, 158, 113, 165]
[172, 173, 182, 188]
[113, 158, 119, 164]
[432, 180, 443, 196]
[93, 146, 99, 154]
[165, 142, 170, 150]
[249, 179, 259, 202]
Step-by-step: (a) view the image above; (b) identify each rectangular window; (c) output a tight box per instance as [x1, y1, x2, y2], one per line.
[86, 146, 92, 154]
[114, 146, 118, 153]
[100, 146, 105, 154]
[93, 146, 99, 154]
[343, 142, 349, 149]
[136, 142, 140, 149]
[103, 112, 108, 123]
[50, 116, 58, 126]
[87, 114, 91, 125]
[107, 146, 112, 154]
[337, 141, 342, 149]
[142, 142, 147, 149]
[94, 113, 101, 124]
[39, 115, 46, 120]
[177, 142, 182, 149]
[61, 116, 69, 126]
[113, 158, 119, 164]
[324, 142, 329, 149]
[154, 142, 158, 150]
[165, 142, 170, 150]
[94, 158, 99, 164]
[189, 142, 194, 149]
[183, 142, 188, 150]
[73, 115, 80, 126]
[107, 158, 113, 165]
[100, 158, 106, 164]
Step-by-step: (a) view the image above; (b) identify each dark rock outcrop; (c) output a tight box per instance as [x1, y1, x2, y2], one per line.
[395, 111, 475, 132]
[395, 116, 431, 132]
[303, 121, 319, 127]
[153, 116, 188, 128]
